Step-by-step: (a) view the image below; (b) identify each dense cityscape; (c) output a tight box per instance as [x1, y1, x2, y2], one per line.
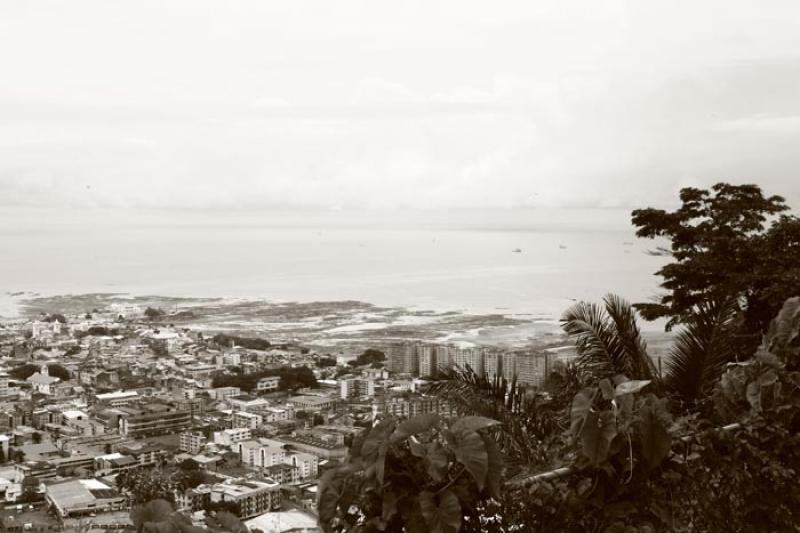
[0, 301, 585, 532]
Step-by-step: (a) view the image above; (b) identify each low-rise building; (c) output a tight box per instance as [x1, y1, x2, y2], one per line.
[179, 431, 207, 454]
[213, 428, 251, 447]
[117, 402, 192, 438]
[256, 376, 280, 393]
[95, 390, 139, 408]
[208, 479, 281, 519]
[45, 479, 126, 518]
[232, 411, 262, 430]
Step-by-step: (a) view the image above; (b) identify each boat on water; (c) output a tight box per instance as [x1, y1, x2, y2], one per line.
[512, 248, 522, 253]
[559, 244, 567, 249]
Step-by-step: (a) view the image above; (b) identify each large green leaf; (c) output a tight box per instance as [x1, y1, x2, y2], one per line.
[425, 442, 449, 482]
[361, 418, 396, 485]
[580, 410, 617, 466]
[391, 414, 441, 443]
[481, 434, 503, 499]
[453, 431, 488, 489]
[637, 395, 672, 469]
[419, 490, 462, 533]
[615, 380, 651, 396]
[361, 418, 396, 462]
[570, 388, 595, 440]
[450, 416, 499, 437]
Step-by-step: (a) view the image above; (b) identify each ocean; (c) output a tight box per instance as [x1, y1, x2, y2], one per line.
[0, 206, 668, 328]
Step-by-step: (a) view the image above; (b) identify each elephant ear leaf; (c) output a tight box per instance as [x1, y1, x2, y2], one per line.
[637, 396, 672, 469]
[419, 490, 462, 533]
[450, 416, 499, 437]
[570, 388, 595, 440]
[481, 434, 503, 499]
[580, 410, 617, 466]
[453, 431, 488, 489]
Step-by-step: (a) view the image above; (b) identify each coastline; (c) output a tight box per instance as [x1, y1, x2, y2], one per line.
[3, 290, 671, 352]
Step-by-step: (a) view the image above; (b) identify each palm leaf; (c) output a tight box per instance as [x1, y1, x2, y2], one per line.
[561, 294, 656, 381]
[665, 297, 739, 410]
[428, 367, 563, 471]
[603, 293, 660, 383]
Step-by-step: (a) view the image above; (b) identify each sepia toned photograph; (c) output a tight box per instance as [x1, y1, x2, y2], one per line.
[1, 2, 799, 531]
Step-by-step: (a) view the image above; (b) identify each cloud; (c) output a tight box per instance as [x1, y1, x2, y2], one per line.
[1, 0, 800, 210]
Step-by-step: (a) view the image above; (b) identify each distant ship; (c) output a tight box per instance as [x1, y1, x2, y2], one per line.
[559, 244, 567, 249]
[512, 248, 522, 253]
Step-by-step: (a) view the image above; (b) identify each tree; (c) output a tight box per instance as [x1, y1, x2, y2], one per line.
[631, 182, 799, 349]
[316, 357, 337, 368]
[44, 313, 67, 323]
[8, 363, 70, 381]
[117, 468, 176, 505]
[144, 307, 165, 320]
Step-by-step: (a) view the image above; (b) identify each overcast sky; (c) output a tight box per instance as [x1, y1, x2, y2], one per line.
[2, 1, 799, 210]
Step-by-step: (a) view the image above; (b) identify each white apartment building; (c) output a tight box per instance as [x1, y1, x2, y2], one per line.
[232, 411, 263, 430]
[209, 387, 242, 401]
[238, 438, 287, 469]
[286, 451, 319, 480]
[213, 428, 252, 447]
[179, 431, 207, 454]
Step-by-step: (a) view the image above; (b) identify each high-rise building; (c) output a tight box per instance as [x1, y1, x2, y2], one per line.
[483, 350, 502, 380]
[388, 342, 419, 375]
[418, 344, 438, 377]
[501, 352, 517, 381]
[516, 352, 551, 387]
[451, 347, 485, 377]
[436, 345, 455, 374]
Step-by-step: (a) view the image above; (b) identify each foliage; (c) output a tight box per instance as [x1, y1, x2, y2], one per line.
[8, 363, 70, 380]
[117, 468, 177, 505]
[429, 367, 564, 472]
[144, 338, 170, 357]
[145, 307, 165, 320]
[631, 183, 799, 347]
[562, 294, 660, 383]
[76, 325, 121, 338]
[43, 313, 67, 323]
[317, 356, 338, 367]
[664, 296, 740, 412]
[501, 297, 800, 532]
[354, 349, 386, 366]
[318, 414, 503, 533]
[211, 365, 317, 392]
[212, 333, 270, 350]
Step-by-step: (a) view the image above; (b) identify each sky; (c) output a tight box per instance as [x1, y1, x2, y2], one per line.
[2, 1, 800, 210]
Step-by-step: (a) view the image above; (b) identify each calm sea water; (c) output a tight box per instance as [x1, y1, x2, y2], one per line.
[0, 207, 667, 325]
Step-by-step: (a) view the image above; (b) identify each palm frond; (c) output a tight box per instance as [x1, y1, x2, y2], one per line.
[665, 297, 739, 410]
[428, 366, 564, 471]
[561, 294, 655, 381]
[561, 300, 620, 378]
[603, 293, 660, 383]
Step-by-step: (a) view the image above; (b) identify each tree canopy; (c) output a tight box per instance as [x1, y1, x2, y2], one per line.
[211, 365, 317, 392]
[8, 363, 70, 381]
[631, 182, 800, 349]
